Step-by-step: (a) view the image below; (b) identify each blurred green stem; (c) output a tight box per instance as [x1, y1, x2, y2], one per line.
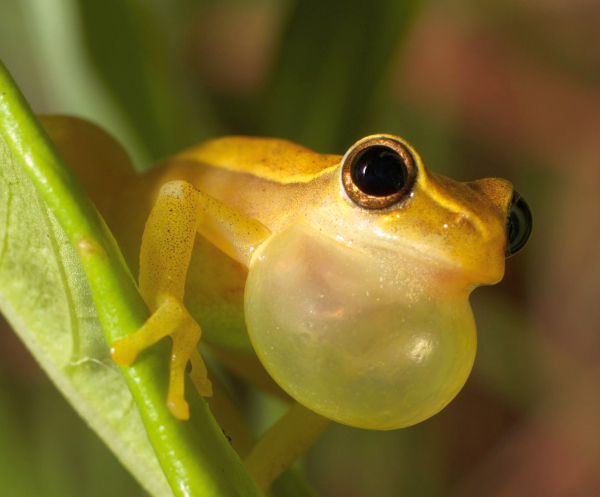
[0, 58, 262, 497]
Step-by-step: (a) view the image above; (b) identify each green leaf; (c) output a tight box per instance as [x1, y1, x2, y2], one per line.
[0, 133, 173, 496]
[0, 59, 263, 497]
[0, 378, 149, 497]
[262, 0, 424, 153]
[76, 0, 219, 162]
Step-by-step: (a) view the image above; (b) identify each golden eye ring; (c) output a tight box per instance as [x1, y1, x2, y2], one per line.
[341, 136, 417, 210]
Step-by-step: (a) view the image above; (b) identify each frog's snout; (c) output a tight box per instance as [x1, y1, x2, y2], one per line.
[505, 190, 533, 258]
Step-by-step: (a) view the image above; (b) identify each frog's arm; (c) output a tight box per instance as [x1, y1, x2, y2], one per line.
[111, 180, 271, 419]
[110, 178, 329, 488]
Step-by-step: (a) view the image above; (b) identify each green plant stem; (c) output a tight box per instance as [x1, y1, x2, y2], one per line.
[0, 59, 262, 497]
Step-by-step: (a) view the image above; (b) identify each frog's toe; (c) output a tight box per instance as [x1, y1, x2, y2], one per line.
[110, 338, 139, 366]
[164, 318, 203, 419]
[167, 395, 190, 420]
[192, 376, 213, 397]
[190, 348, 213, 397]
[195, 379, 213, 397]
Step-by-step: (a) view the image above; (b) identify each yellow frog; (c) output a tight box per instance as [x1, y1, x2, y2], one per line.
[42, 115, 531, 486]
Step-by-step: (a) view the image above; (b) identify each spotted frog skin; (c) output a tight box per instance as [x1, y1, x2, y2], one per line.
[42, 116, 532, 431]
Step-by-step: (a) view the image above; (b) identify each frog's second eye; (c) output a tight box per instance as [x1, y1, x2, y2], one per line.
[505, 190, 533, 257]
[342, 137, 416, 209]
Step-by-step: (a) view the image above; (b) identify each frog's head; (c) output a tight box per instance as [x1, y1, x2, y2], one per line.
[245, 134, 532, 430]
[309, 134, 533, 292]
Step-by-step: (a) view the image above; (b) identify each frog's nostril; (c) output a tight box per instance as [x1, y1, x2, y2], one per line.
[505, 191, 533, 257]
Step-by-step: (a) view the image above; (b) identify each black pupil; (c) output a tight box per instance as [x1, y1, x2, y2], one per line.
[506, 192, 533, 257]
[351, 146, 408, 197]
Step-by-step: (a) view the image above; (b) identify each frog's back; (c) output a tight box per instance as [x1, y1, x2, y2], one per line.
[171, 136, 340, 184]
[150, 137, 341, 232]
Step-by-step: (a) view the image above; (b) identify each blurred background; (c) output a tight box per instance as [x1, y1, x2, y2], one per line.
[1, 0, 599, 495]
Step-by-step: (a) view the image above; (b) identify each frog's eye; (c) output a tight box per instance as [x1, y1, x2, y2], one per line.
[505, 191, 533, 257]
[342, 136, 416, 209]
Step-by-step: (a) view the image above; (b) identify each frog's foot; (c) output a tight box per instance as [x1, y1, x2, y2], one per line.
[110, 296, 212, 420]
[111, 297, 179, 365]
[166, 314, 213, 419]
[190, 347, 213, 397]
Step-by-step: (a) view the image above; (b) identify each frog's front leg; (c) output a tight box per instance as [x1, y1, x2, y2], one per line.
[111, 180, 270, 419]
[111, 294, 208, 419]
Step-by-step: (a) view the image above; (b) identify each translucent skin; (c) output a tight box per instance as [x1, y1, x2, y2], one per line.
[246, 225, 477, 429]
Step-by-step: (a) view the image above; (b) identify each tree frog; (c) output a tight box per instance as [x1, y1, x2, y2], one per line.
[42, 117, 532, 432]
